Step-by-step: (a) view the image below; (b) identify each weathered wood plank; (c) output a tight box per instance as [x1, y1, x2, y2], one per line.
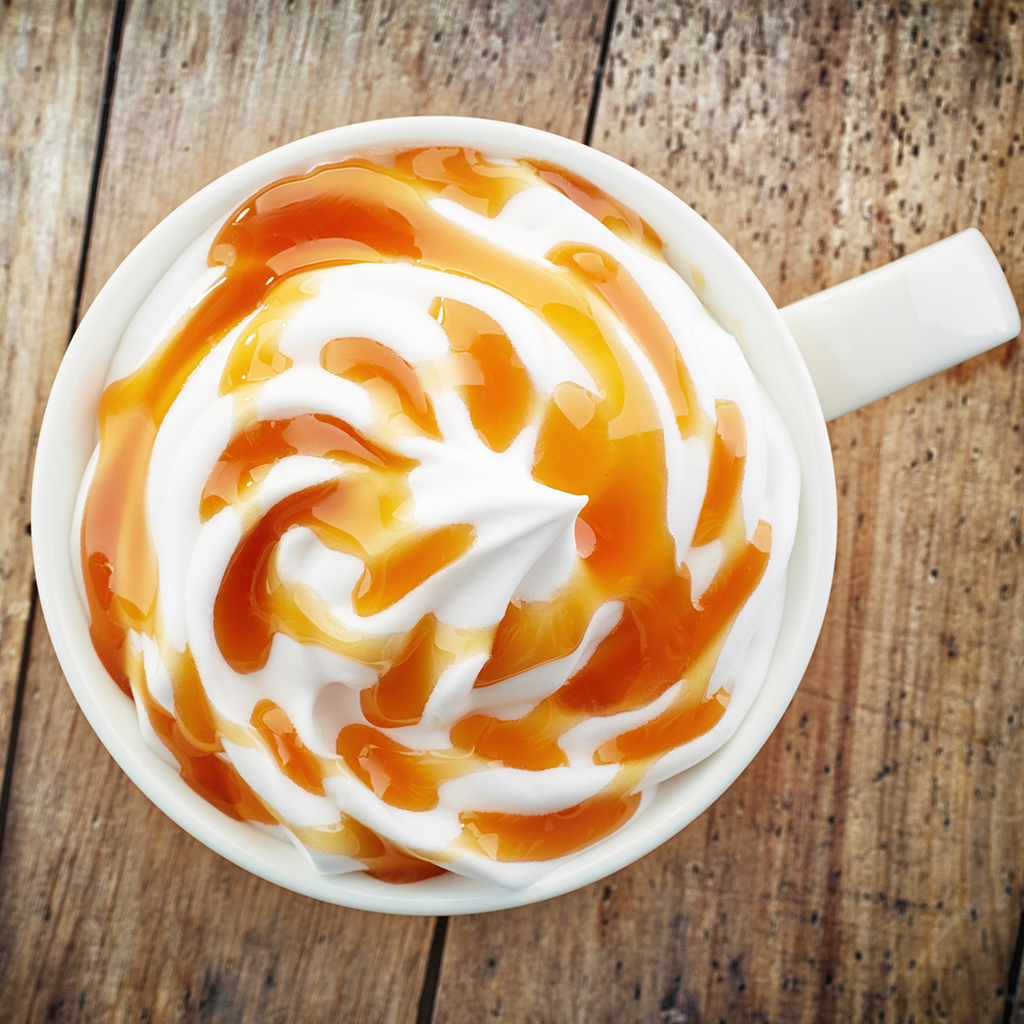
[592, 0, 1024, 308]
[435, 3, 1024, 1022]
[80, 0, 608, 314]
[3, 0, 608, 1019]
[1, 613, 433, 1023]
[0, 0, 113, 798]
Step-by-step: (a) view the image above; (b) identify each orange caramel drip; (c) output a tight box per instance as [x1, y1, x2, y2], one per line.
[352, 522, 476, 618]
[81, 147, 774, 879]
[547, 244, 698, 433]
[596, 688, 730, 765]
[399, 146, 537, 218]
[171, 650, 219, 751]
[693, 400, 747, 547]
[321, 336, 442, 439]
[336, 723, 472, 812]
[213, 478, 474, 673]
[450, 699, 570, 772]
[434, 297, 537, 452]
[200, 413, 401, 520]
[251, 699, 326, 796]
[460, 789, 643, 862]
[365, 848, 447, 884]
[536, 164, 663, 254]
[360, 614, 456, 729]
[145, 684, 275, 825]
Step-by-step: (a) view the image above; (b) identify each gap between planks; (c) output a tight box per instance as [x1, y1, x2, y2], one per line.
[0, 0, 126, 875]
[414, 1, 618, 1014]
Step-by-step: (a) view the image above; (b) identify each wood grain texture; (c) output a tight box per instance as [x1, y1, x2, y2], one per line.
[0, 614, 433, 1023]
[0, 0, 112, 792]
[3, 0, 608, 1020]
[79, 0, 608, 314]
[435, 3, 1024, 1023]
[593, 0, 1024, 307]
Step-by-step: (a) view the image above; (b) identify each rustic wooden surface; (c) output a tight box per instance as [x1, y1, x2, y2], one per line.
[0, 1, 606, 1022]
[0, 0, 113, 815]
[437, 3, 1024, 1023]
[1, 2, 1021, 1022]
[80, 0, 605, 312]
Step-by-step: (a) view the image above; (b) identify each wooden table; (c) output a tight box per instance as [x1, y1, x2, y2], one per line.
[1, 2, 1022, 1020]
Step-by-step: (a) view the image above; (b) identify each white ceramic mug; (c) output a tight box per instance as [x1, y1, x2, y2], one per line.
[31, 117, 1020, 915]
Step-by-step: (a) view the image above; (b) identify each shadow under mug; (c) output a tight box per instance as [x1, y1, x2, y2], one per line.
[31, 117, 1021, 915]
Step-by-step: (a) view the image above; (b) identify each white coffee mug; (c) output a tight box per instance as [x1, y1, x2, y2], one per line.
[31, 117, 1020, 915]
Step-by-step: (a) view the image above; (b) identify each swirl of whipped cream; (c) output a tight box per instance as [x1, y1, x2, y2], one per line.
[75, 148, 799, 888]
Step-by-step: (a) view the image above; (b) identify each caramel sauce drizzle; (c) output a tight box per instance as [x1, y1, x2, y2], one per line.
[81, 147, 771, 881]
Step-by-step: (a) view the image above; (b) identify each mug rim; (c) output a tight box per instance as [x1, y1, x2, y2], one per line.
[31, 116, 837, 915]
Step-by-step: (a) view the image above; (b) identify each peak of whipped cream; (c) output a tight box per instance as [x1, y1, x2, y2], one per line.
[74, 147, 799, 889]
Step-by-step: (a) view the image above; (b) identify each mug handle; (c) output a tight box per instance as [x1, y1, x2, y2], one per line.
[780, 228, 1021, 421]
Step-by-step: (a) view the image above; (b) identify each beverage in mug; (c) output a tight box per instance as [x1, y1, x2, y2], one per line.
[35, 118, 1016, 911]
[73, 145, 799, 888]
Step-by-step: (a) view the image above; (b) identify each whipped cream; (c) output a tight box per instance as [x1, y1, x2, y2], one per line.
[74, 148, 799, 888]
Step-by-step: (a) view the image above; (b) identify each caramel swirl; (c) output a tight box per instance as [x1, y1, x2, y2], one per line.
[78, 147, 788, 885]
